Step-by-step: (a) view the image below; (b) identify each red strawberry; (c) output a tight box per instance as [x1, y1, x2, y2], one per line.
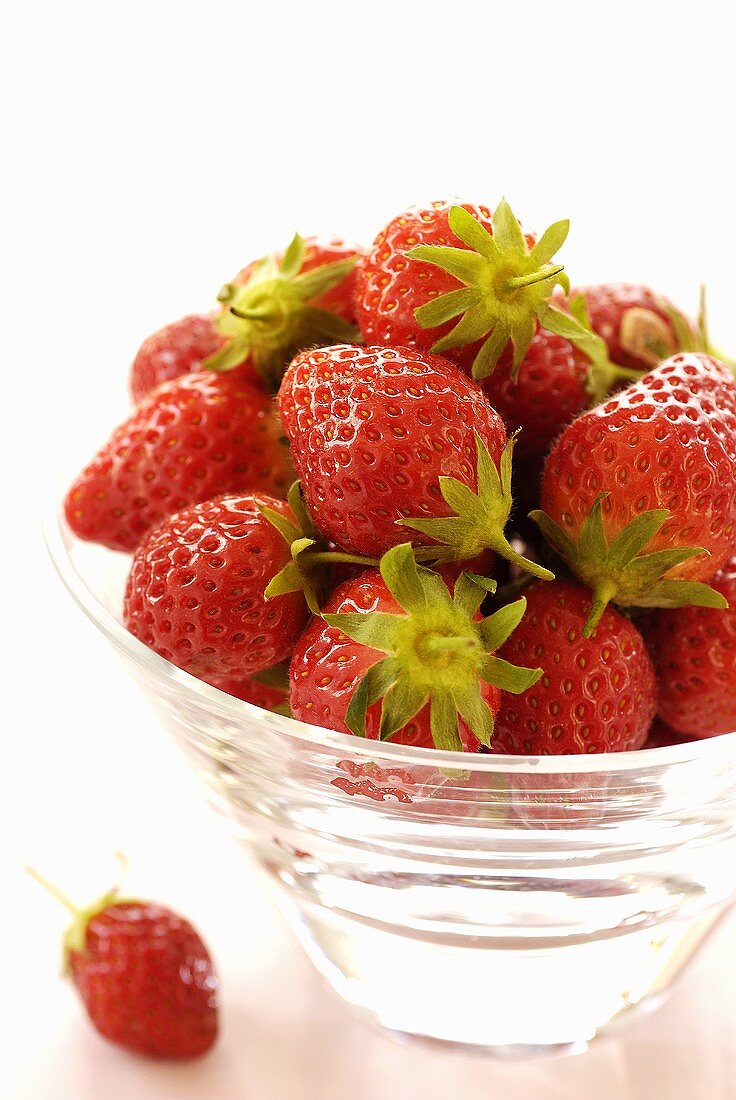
[129, 314, 259, 404]
[208, 668, 290, 713]
[492, 581, 657, 754]
[65, 372, 293, 552]
[289, 544, 541, 751]
[27, 870, 217, 1059]
[278, 343, 551, 578]
[571, 283, 696, 373]
[234, 235, 363, 325]
[532, 353, 736, 633]
[124, 494, 309, 681]
[642, 557, 736, 738]
[354, 199, 594, 380]
[207, 233, 362, 388]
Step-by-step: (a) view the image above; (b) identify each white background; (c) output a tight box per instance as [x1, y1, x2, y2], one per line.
[4, 2, 736, 1096]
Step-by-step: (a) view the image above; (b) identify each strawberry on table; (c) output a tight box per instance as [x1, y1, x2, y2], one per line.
[531, 353, 736, 634]
[278, 342, 551, 578]
[124, 494, 309, 681]
[27, 868, 218, 1060]
[642, 557, 736, 739]
[65, 372, 293, 552]
[354, 198, 596, 381]
[289, 544, 542, 751]
[492, 581, 657, 754]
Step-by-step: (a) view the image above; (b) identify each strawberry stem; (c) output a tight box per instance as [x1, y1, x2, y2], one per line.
[505, 264, 564, 292]
[25, 866, 81, 916]
[307, 551, 379, 568]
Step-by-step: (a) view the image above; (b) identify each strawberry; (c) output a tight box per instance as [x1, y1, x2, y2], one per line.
[207, 232, 362, 388]
[289, 544, 541, 751]
[531, 353, 736, 634]
[65, 372, 293, 552]
[124, 494, 309, 681]
[571, 283, 696, 373]
[278, 343, 551, 578]
[642, 557, 736, 738]
[492, 581, 657, 754]
[208, 666, 290, 714]
[27, 869, 217, 1059]
[354, 199, 596, 381]
[129, 313, 256, 404]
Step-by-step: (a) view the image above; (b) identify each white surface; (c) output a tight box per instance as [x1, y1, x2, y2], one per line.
[4, 1, 736, 1096]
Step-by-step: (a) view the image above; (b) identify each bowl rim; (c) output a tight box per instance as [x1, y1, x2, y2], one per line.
[47, 495, 736, 776]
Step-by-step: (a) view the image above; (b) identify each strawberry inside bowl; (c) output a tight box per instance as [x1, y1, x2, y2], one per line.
[47, 497, 736, 1058]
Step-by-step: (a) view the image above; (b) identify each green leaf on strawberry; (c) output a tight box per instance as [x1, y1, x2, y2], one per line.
[530, 495, 728, 637]
[407, 200, 594, 380]
[258, 482, 378, 614]
[324, 543, 542, 750]
[205, 233, 361, 388]
[398, 431, 554, 581]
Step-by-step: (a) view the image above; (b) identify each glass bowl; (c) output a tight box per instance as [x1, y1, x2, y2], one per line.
[47, 501, 736, 1059]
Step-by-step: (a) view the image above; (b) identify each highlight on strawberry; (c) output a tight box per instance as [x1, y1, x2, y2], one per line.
[62, 195, 736, 759]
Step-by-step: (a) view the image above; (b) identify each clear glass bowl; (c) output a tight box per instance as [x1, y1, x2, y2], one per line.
[47, 502, 736, 1058]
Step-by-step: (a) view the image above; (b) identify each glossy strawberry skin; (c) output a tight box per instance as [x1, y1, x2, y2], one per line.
[69, 902, 217, 1059]
[65, 372, 293, 552]
[493, 582, 657, 754]
[289, 572, 498, 750]
[642, 558, 736, 738]
[129, 314, 259, 404]
[235, 235, 365, 324]
[278, 344, 507, 558]
[572, 283, 690, 372]
[354, 201, 535, 375]
[540, 354, 736, 583]
[124, 494, 308, 681]
[482, 326, 590, 464]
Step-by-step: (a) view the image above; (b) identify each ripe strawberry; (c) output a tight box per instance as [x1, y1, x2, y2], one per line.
[354, 199, 595, 380]
[642, 557, 736, 738]
[129, 313, 259, 404]
[278, 343, 551, 578]
[208, 667, 290, 713]
[532, 353, 736, 633]
[65, 372, 293, 552]
[289, 544, 541, 751]
[571, 283, 696, 373]
[27, 870, 217, 1059]
[124, 494, 309, 681]
[207, 232, 362, 388]
[492, 581, 657, 754]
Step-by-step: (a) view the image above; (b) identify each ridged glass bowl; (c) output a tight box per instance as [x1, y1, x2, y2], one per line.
[47, 502, 736, 1058]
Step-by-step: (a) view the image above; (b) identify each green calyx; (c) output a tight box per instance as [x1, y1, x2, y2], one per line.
[566, 294, 646, 404]
[325, 544, 542, 750]
[530, 496, 728, 637]
[204, 233, 360, 389]
[26, 863, 129, 974]
[259, 483, 378, 614]
[695, 286, 736, 375]
[398, 431, 554, 581]
[407, 199, 596, 381]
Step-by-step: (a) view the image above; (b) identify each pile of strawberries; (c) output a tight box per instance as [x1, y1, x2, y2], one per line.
[65, 199, 736, 755]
